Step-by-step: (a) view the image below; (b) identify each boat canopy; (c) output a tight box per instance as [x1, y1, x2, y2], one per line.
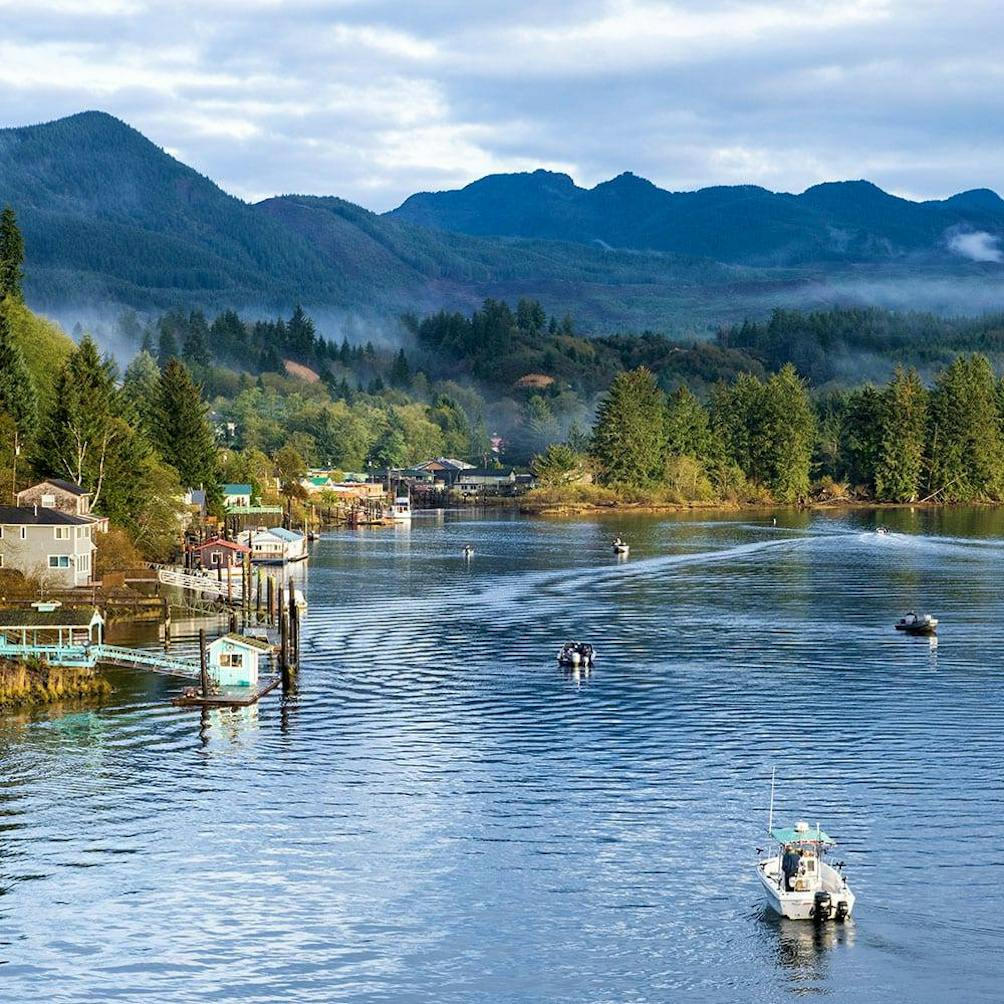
[771, 826, 835, 846]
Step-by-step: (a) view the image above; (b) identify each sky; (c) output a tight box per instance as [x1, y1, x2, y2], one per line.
[0, 0, 1001, 211]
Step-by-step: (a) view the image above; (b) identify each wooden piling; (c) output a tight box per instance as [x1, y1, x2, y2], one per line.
[162, 596, 172, 648]
[199, 628, 210, 697]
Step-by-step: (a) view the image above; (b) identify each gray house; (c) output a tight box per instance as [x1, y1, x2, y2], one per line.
[15, 479, 109, 533]
[0, 506, 96, 588]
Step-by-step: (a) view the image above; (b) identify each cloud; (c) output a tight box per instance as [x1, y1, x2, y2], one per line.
[947, 230, 1004, 263]
[0, 1, 1002, 210]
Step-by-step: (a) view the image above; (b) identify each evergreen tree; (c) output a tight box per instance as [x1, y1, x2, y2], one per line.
[286, 305, 316, 358]
[155, 358, 219, 494]
[762, 365, 815, 503]
[665, 385, 713, 460]
[158, 326, 178, 367]
[0, 205, 25, 301]
[875, 368, 927, 502]
[531, 443, 585, 487]
[841, 385, 884, 492]
[927, 354, 1004, 501]
[390, 348, 411, 388]
[121, 350, 162, 437]
[182, 310, 212, 369]
[37, 336, 131, 510]
[592, 367, 667, 487]
[0, 311, 37, 434]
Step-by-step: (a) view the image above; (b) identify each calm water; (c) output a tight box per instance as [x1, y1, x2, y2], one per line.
[2, 509, 1003, 1002]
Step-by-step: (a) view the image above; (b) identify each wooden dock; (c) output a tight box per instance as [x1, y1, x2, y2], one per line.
[171, 675, 281, 708]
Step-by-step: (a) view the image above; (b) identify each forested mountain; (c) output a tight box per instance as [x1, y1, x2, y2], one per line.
[390, 169, 1004, 267]
[2, 111, 1004, 329]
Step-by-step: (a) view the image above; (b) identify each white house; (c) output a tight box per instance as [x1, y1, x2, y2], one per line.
[208, 633, 273, 687]
[0, 506, 96, 587]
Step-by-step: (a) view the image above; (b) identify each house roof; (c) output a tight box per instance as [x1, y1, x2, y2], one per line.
[269, 527, 304, 542]
[222, 484, 252, 495]
[212, 632, 274, 652]
[194, 538, 251, 553]
[0, 506, 92, 526]
[459, 468, 516, 479]
[0, 606, 102, 628]
[29, 479, 88, 496]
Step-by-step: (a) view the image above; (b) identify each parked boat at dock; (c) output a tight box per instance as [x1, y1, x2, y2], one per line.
[386, 496, 413, 521]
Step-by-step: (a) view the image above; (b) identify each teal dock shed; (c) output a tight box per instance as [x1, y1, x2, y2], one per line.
[207, 633, 272, 687]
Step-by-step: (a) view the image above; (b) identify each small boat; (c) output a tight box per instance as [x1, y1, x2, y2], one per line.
[612, 537, 630, 555]
[557, 641, 595, 668]
[462, 544, 474, 559]
[387, 495, 412, 521]
[895, 611, 938, 635]
[875, 526, 889, 535]
[757, 820, 855, 922]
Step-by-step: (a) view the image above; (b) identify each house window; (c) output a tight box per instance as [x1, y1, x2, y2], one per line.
[219, 652, 244, 668]
[78, 553, 89, 572]
[19, 527, 27, 540]
[48, 555, 71, 569]
[210, 551, 221, 565]
[41, 494, 56, 508]
[54, 527, 70, 540]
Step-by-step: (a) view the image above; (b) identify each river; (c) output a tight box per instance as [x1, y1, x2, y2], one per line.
[1, 508, 1002, 1002]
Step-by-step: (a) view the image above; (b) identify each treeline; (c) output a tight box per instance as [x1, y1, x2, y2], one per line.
[537, 355, 1004, 504]
[718, 307, 1004, 385]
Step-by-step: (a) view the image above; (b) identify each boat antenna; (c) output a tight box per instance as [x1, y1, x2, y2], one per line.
[768, 766, 776, 835]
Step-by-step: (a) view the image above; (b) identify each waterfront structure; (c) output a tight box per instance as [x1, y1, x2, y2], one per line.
[192, 537, 251, 570]
[207, 632, 272, 687]
[237, 527, 308, 563]
[456, 468, 519, 496]
[16, 479, 109, 533]
[413, 458, 475, 487]
[0, 602, 104, 668]
[0, 506, 96, 587]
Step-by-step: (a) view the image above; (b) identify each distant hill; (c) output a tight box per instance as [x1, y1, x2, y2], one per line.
[2, 112, 1004, 332]
[390, 169, 1004, 266]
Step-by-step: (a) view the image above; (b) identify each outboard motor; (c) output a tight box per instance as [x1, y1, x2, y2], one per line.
[835, 899, 850, 922]
[812, 890, 832, 922]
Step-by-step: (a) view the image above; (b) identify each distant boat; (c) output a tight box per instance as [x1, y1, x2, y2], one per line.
[557, 641, 595, 667]
[386, 495, 412, 521]
[895, 611, 938, 635]
[875, 526, 889, 535]
[462, 544, 474, 559]
[612, 537, 630, 555]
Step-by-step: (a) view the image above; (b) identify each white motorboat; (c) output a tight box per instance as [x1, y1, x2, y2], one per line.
[462, 544, 474, 559]
[757, 821, 854, 922]
[386, 496, 412, 521]
[895, 611, 938, 635]
[612, 537, 630, 555]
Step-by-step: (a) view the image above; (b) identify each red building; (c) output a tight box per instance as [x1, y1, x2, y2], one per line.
[192, 538, 251, 570]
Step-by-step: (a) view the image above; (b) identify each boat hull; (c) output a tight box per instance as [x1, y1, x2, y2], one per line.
[758, 859, 855, 921]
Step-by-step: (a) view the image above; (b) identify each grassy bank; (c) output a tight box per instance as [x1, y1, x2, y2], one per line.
[0, 658, 112, 708]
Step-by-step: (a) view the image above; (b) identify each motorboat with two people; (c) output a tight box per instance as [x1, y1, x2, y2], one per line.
[758, 820, 855, 923]
[895, 611, 938, 635]
[462, 544, 474, 560]
[612, 536, 630, 555]
[557, 641, 595, 668]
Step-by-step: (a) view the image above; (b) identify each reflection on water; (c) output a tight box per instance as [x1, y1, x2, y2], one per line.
[0, 508, 1002, 1002]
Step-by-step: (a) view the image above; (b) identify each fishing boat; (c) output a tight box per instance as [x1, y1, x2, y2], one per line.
[386, 496, 412, 521]
[875, 526, 889, 535]
[557, 641, 595, 668]
[462, 544, 474, 559]
[756, 774, 855, 922]
[612, 536, 630, 555]
[895, 611, 938, 635]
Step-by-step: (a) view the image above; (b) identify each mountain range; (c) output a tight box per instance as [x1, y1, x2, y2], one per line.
[1, 111, 1003, 332]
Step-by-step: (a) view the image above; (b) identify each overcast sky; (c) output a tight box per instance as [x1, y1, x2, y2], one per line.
[0, 0, 1000, 211]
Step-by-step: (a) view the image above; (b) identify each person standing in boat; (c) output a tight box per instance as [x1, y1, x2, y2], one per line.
[782, 847, 800, 891]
